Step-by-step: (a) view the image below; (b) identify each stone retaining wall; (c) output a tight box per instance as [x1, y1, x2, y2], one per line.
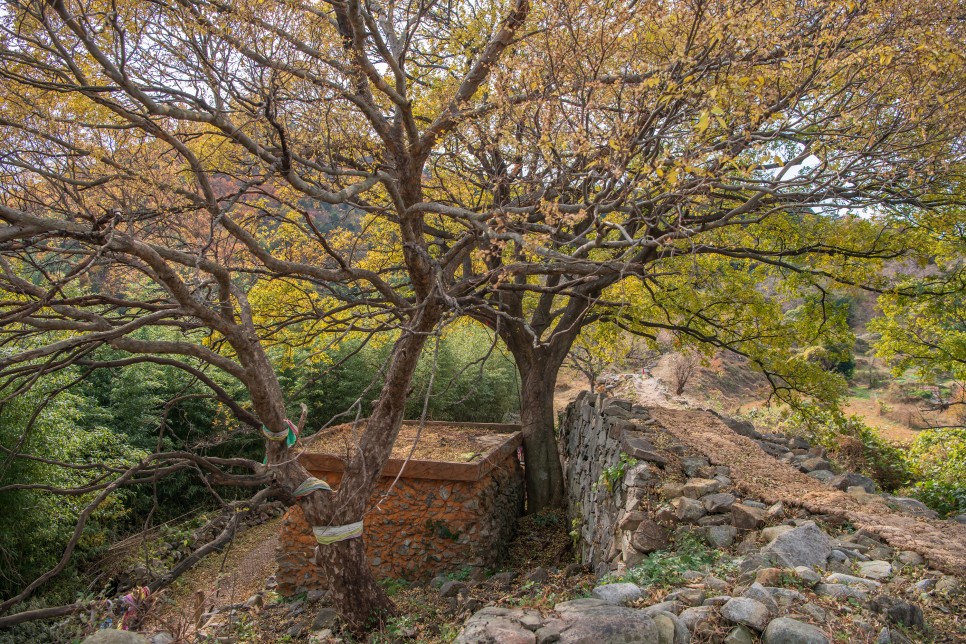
[277, 429, 524, 596]
[558, 391, 671, 575]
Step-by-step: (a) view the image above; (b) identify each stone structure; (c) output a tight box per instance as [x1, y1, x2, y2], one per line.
[558, 391, 671, 575]
[276, 425, 524, 596]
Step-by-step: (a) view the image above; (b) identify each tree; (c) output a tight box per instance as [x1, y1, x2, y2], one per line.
[0, 0, 964, 628]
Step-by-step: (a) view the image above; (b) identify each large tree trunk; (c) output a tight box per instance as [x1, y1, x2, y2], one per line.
[518, 355, 566, 512]
[313, 534, 395, 630]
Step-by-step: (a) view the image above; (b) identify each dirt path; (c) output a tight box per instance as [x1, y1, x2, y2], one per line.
[650, 407, 966, 577]
[147, 519, 280, 629]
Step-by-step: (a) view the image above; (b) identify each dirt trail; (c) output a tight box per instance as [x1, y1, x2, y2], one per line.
[650, 407, 966, 577]
[147, 519, 279, 629]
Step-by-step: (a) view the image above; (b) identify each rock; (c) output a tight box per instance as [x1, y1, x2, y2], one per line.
[244, 594, 263, 609]
[660, 482, 686, 499]
[801, 603, 827, 622]
[652, 611, 690, 644]
[430, 574, 449, 588]
[737, 532, 760, 554]
[697, 514, 732, 527]
[806, 470, 835, 482]
[897, 551, 924, 566]
[536, 622, 563, 644]
[682, 478, 720, 499]
[677, 606, 713, 631]
[630, 520, 669, 554]
[936, 575, 962, 596]
[618, 510, 646, 531]
[857, 560, 893, 580]
[591, 583, 643, 605]
[526, 567, 550, 584]
[83, 628, 148, 644]
[954, 514, 966, 524]
[825, 573, 881, 590]
[828, 473, 876, 493]
[489, 571, 518, 588]
[814, 583, 867, 601]
[622, 435, 668, 466]
[672, 497, 707, 522]
[799, 457, 832, 473]
[761, 525, 795, 543]
[913, 578, 936, 592]
[704, 575, 728, 592]
[724, 625, 756, 644]
[882, 496, 939, 519]
[720, 597, 772, 632]
[286, 624, 304, 638]
[624, 463, 656, 488]
[703, 595, 731, 606]
[456, 607, 542, 644]
[551, 598, 659, 643]
[760, 522, 831, 569]
[703, 525, 738, 548]
[766, 502, 785, 521]
[440, 580, 469, 598]
[754, 568, 784, 586]
[793, 566, 821, 586]
[870, 596, 925, 629]
[701, 493, 736, 513]
[731, 504, 767, 530]
[149, 634, 174, 644]
[641, 601, 683, 616]
[682, 456, 710, 477]
[665, 588, 706, 607]
[768, 587, 805, 607]
[763, 617, 830, 644]
[742, 583, 779, 614]
[312, 607, 340, 631]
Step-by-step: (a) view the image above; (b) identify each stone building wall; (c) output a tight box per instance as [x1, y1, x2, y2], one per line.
[277, 438, 524, 596]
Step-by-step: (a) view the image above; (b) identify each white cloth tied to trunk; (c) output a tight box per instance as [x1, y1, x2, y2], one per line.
[313, 521, 364, 545]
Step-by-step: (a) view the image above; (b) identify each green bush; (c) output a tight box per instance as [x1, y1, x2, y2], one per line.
[902, 428, 966, 517]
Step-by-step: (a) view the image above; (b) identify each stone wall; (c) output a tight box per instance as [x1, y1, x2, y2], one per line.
[277, 436, 524, 596]
[558, 391, 670, 575]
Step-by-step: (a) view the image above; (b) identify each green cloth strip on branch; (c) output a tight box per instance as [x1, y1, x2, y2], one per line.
[293, 477, 333, 497]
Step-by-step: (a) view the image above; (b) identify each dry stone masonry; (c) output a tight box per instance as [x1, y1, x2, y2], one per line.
[453, 393, 963, 643]
[276, 429, 524, 596]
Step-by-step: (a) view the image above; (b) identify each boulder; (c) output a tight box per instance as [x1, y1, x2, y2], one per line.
[798, 457, 832, 473]
[898, 551, 925, 566]
[701, 493, 737, 514]
[724, 625, 755, 644]
[681, 456, 711, 477]
[731, 504, 767, 530]
[882, 496, 939, 519]
[682, 478, 720, 499]
[814, 583, 867, 601]
[551, 598, 660, 643]
[641, 601, 683, 616]
[763, 617, 830, 644]
[456, 607, 543, 644]
[761, 525, 795, 543]
[742, 583, 779, 614]
[824, 573, 881, 590]
[677, 606, 713, 631]
[652, 611, 690, 644]
[857, 560, 893, 580]
[720, 597, 772, 632]
[83, 633, 150, 644]
[828, 473, 875, 493]
[792, 566, 821, 586]
[591, 583, 643, 605]
[869, 596, 925, 629]
[631, 520, 669, 554]
[672, 497, 707, 522]
[760, 522, 831, 569]
[806, 470, 835, 483]
[704, 525, 738, 548]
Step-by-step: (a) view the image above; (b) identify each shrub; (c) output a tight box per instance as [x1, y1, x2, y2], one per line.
[902, 428, 966, 517]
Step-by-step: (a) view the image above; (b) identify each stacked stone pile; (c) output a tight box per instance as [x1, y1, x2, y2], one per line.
[453, 394, 963, 643]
